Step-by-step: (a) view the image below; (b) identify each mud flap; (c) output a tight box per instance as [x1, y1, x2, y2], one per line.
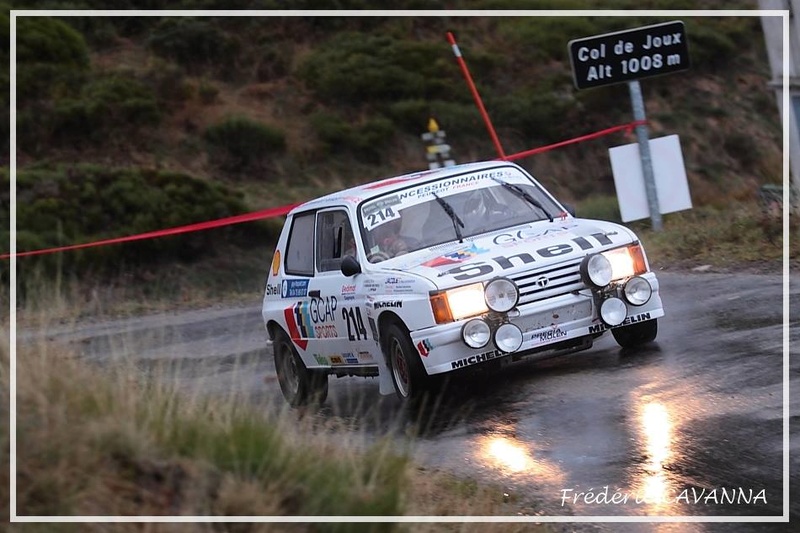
[376, 348, 395, 395]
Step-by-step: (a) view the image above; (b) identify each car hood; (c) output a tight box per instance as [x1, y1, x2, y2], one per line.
[387, 218, 638, 289]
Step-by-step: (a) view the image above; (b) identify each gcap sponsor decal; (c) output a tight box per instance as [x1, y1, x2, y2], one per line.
[589, 312, 652, 334]
[284, 298, 340, 349]
[271, 250, 281, 276]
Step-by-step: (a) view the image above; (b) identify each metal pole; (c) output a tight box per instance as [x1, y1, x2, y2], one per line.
[628, 80, 662, 231]
[447, 32, 507, 160]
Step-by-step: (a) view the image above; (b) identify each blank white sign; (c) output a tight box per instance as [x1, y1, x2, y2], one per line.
[609, 134, 692, 222]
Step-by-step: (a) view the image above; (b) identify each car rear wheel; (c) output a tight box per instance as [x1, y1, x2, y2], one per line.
[612, 319, 658, 348]
[273, 329, 328, 407]
[384, 323, 428, 402]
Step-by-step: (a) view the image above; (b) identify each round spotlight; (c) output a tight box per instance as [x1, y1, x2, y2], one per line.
[484, 277, 519, 313]
[600, 297, 627, 326]
[623, 276, 652, 306]
[580, 254, 613, 287]
[494, 323, 523, 353]
[462, 319, 491, 349]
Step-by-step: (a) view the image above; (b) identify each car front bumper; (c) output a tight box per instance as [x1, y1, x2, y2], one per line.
[410, 272, 665, 375]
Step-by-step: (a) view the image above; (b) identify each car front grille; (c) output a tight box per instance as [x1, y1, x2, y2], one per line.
[510, 258, 586, 306]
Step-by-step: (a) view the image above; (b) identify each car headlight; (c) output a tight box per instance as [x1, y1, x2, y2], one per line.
[484, 277, 519, 313]
[601, 244, 648, 280]
[600, 297, 627, 326]
[430, 282, 488, 323]
[581, 253, 613, 287]
[494, 323, 523, 353]
[462, 319, 491, 348]
[581, 244, 648, 287]
[623, 276, 652, 306]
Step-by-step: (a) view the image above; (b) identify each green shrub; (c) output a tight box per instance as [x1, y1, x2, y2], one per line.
[146, 18, 241, 75]
[55, 74, 161, 144]
[685, 17, 757, 69]
[493, 84, 576, 142]
[17, 16, 90, 68]
[310, 111, 395, 163]
[17, 71, 161, 155]
[298, 32, 459, 105]
[197, 79, 219, 104]
[16, 16, 90, 102]
[204, 116, 287, 172]
[500, 16, 627, 63]
[143, 60, 194, 103]
[3, 165, 268, 279]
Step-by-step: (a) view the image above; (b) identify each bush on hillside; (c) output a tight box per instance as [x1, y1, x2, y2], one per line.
[310, 111, 395, 163]
[17, 73, 161, 155]
[16, 16, 90, 103]
[493, 85, 576, 143]
[2, 165, 270, 279]
[147, 18, 241, 76]
[204, 116, 287, 173]
[298, 32, 460, 105]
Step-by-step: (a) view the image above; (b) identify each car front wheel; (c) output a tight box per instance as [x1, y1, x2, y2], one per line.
[384, 323, 428, 402]
[273, 329, 328, 407]
[612, 319, 658, 348]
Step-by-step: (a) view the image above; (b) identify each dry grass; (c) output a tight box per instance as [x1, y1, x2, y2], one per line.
[4, 300, 553, 532]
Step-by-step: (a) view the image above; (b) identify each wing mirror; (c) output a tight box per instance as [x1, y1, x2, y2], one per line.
[341, 255, 361, 277]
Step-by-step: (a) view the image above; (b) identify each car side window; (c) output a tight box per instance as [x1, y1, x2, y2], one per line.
[285, 212, 315, 276]
[316, 209, 354, 272]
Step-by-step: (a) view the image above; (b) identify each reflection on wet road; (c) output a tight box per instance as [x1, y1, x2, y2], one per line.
[319, 272, 797, 528]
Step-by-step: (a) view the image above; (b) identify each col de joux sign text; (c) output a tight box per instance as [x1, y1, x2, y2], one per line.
[568, 21, 690, 90]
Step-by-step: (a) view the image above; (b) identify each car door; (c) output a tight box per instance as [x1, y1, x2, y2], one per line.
[280, 210, 338, 368]
[314, 208, 377, 368]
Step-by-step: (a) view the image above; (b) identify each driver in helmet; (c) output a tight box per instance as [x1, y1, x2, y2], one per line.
[371, 217, 410, 259]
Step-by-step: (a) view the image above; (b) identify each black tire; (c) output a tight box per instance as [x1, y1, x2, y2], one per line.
[384, 322, 429, 402]
[273, 329, 328, 407]
[612, 319, 658, 349]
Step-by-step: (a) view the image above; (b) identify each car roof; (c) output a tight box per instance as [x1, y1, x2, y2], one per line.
[291, 160, 520, 214]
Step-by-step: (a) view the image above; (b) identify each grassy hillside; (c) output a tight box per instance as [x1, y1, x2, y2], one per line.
[6, 1, 790, 307]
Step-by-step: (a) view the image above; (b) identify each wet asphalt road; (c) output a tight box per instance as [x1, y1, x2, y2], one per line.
[32, 270, 799, 530]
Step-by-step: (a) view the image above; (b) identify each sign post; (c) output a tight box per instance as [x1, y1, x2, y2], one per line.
[628, 80, 661, 231]
[568, 21, 689, 231]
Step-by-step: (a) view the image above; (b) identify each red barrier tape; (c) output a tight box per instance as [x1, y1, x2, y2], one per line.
[503, 120, 646, 162]
[2, 203, 300, 259]
[4, 120, 646, 260]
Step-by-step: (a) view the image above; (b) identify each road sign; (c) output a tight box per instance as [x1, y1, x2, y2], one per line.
[568, 21, 689, 90]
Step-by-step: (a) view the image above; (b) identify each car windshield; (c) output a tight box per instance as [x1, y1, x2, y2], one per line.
[359, 167, 562, 263]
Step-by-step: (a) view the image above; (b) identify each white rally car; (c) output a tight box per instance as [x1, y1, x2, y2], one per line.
[262, 161, 664, 406]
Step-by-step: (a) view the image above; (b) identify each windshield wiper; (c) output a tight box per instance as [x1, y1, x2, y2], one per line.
[491, 176, 553, 222]
[433, 192, 465, 243]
